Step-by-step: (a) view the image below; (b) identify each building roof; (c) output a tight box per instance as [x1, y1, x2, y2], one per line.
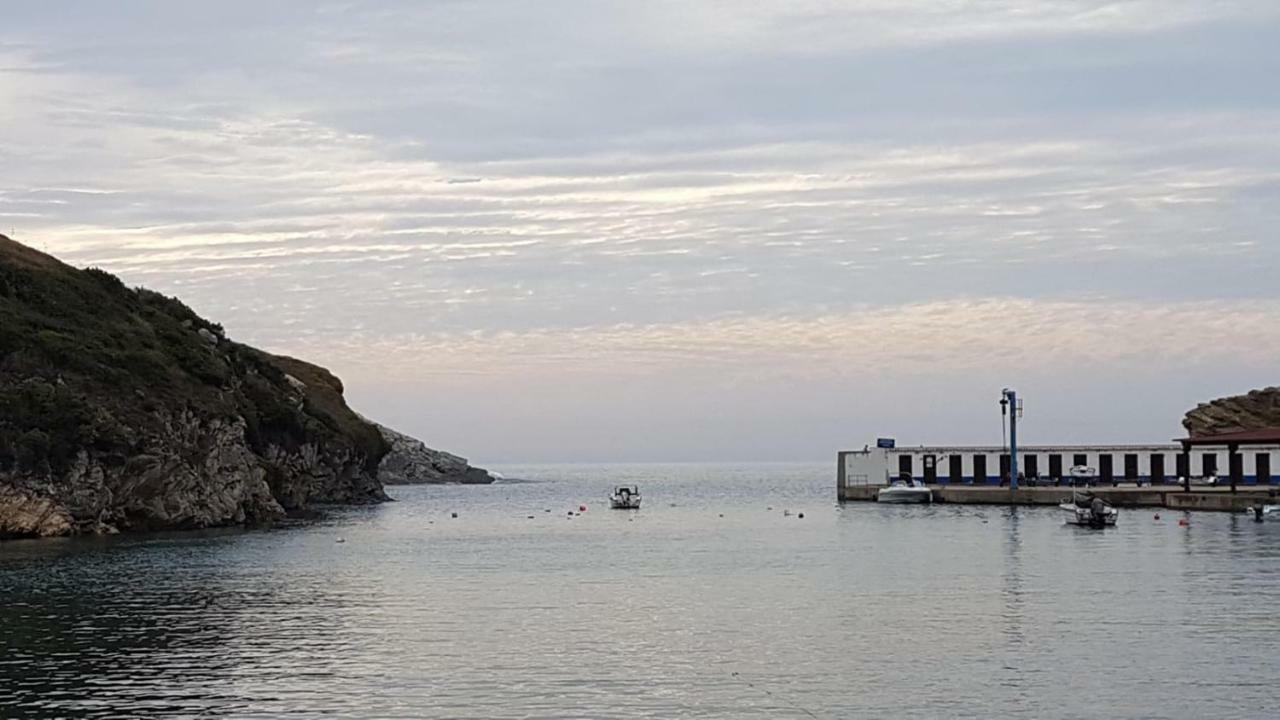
[843, 444, 1182, 453]
[1178, 427, 1280, 446]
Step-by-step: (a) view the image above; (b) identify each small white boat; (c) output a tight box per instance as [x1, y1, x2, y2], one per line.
[609, 485, 641, 510]
[1068, 465, 1097, 487]
[1261, 505, 1279, 519]
[1059, 491, 1117, 528]
[877, 477, 932, 504]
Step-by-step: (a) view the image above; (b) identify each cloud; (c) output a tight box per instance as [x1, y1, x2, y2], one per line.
[1, 2, 1278, 459]
[281, 297, 1280, 381]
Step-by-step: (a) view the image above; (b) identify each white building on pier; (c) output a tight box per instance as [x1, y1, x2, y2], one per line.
[839, 429, 1280, 489]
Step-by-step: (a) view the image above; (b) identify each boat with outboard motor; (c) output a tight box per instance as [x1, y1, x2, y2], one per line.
[609, 485, 641, 509]
[1059, 491, 1117, 528]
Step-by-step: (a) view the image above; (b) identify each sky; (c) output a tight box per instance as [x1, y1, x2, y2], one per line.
[2, 1, 1279, 462]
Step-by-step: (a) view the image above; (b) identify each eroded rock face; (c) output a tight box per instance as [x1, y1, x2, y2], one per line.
[1184, 387, 1280, 436]
[260, 442, 389, 508]
[375, 424, 493, 485]
[0, 408, 394, 539]
[107, 413, 280, 528]
[0, 486, 74, 537]
[0, 373, 391, 539]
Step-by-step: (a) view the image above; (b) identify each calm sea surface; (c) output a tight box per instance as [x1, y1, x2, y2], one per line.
[2, 462, 1279, 719]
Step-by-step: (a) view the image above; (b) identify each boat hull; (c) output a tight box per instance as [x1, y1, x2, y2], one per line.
[877, 488, 932, 504]
[609, 499, 641, 510]
[1058, 503, 1118, 527]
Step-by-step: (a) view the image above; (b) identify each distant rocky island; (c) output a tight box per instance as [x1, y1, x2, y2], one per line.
[1184, 387, 1280, 436]
[0, 235, 490, 539]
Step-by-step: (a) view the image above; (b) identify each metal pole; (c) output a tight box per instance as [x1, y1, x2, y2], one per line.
[1004, 388, 1019, 491]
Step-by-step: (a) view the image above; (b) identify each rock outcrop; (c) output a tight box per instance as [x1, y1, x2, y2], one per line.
[375, 423, 493, 484]
[1184, 387, 1280, 436]
[0, 235, 390, 538]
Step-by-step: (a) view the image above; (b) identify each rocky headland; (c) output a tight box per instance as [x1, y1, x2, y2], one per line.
[0, 235, 483, 539]
[1183, 387, 1280, 436]
[374, 423, 494, 485]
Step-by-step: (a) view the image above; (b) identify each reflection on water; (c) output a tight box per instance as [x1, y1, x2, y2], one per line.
[1002, 507, 1026, 652]
[2, 463, 1279, 719]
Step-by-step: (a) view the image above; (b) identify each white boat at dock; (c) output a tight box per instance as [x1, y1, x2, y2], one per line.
[609, 485, 641, 509]
[1067, 465, 1096, 487]
[877, 477, 932, 504]
[1059, 491, 1117, 528]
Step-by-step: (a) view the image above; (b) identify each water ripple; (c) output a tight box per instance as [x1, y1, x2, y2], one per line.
[2, 464, 1279, 719]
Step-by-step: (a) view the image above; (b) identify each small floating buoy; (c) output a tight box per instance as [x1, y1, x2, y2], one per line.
[798, 513, 804, 519]
[579, 504, 587, 512]
[451, 512, 458, 519]
[718, 513, 724, 518]
[1178, 518, 1189, 527]
[1154, 513, 1160, 520]
[567, 510, 574, 516]
[527, 515, 535, 519]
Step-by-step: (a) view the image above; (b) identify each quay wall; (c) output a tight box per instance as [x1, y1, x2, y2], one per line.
[838, 484, 1277, 511]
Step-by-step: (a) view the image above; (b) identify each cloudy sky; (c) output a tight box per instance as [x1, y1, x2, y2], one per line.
[2, 2, 1278, 462]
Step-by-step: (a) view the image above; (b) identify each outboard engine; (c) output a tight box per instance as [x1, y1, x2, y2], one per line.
[1088, 497, 1108, 528]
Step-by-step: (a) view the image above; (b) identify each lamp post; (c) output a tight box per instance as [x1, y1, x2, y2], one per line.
[1002, 388, 1018, 491]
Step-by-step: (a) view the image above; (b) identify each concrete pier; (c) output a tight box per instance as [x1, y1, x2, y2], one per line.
[839, 484, 1277, 511]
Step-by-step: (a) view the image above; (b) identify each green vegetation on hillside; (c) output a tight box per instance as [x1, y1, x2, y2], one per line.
[0, 235, 385, 478]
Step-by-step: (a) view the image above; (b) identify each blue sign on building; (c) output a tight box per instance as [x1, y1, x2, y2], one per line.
[876, 438, 896, 449]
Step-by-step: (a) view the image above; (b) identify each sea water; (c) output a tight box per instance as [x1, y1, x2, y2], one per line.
[2, 462, 1279, 719]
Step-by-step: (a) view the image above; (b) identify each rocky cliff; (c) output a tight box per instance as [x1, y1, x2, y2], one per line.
[1183, 387, 1280, 436]
[375, 423, 493, 484]
[0, 235, 389, 538]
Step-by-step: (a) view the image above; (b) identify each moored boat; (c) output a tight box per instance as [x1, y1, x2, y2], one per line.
[877, 477, 932, 504]
[1059, 491, 1117, 528]
[609, 485, 641, 509]
[1067, 465, 1097, 487]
